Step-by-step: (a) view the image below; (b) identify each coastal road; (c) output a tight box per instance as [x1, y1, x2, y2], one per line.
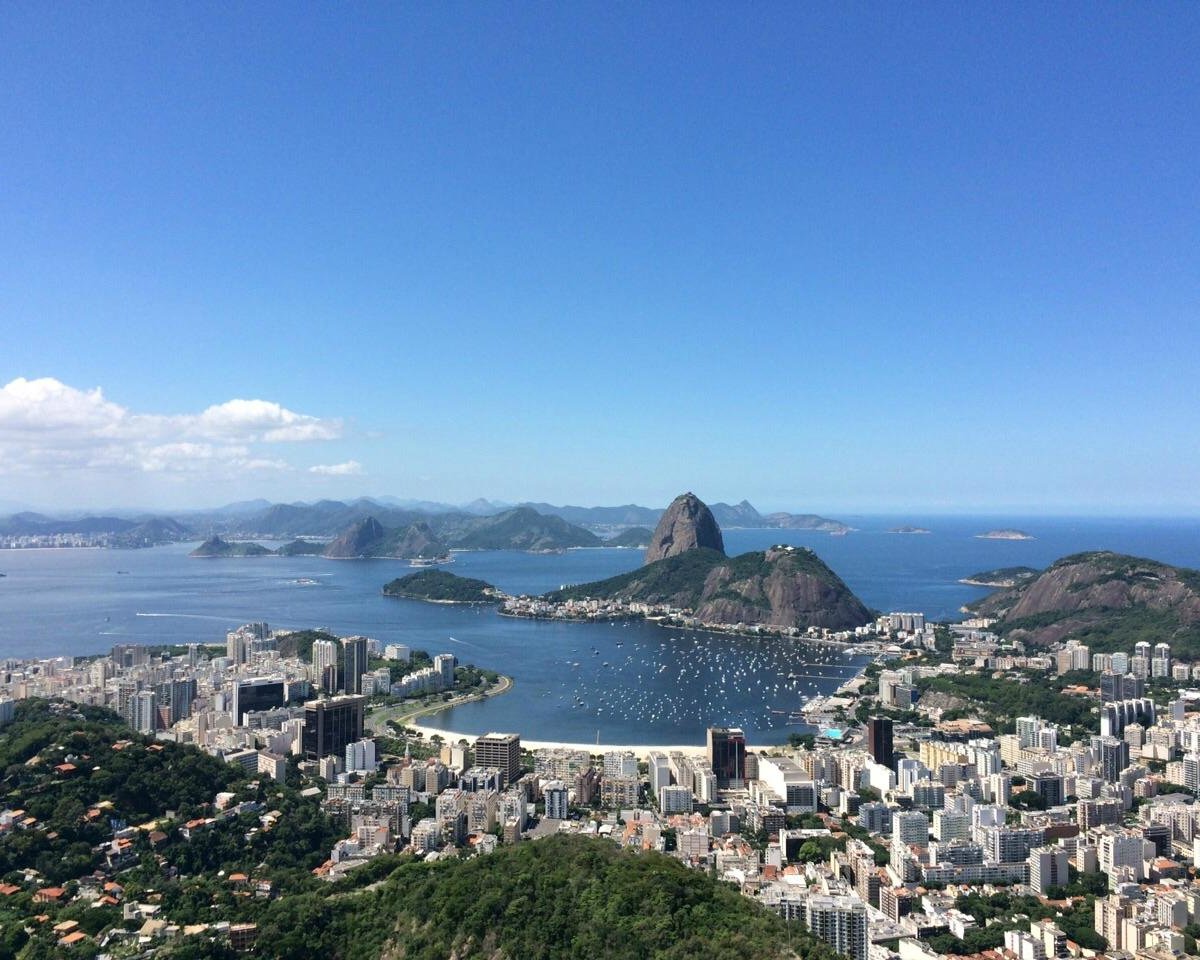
[366, 674, 513, 736]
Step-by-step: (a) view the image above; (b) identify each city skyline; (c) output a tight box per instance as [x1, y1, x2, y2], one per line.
[3, 6, 1198, 513]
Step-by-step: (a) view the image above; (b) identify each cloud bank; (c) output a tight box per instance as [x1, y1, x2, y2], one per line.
[0, 377, 346, 480]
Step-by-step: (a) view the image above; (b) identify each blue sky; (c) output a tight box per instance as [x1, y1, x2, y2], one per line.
[1, 5, 1197, 514]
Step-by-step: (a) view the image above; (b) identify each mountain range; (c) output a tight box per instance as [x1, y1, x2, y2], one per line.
[190, 508, 606, 558]
[0, 496, 851, 548]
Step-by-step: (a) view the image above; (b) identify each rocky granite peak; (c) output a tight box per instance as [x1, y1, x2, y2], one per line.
[644, 492, 725, 564]
[323, 516, 387, 558]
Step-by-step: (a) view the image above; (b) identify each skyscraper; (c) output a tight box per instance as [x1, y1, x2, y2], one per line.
[130, 690, 158, 735]
[867, 717, 894, 769]
[302, 695, 365, 759]
[312, 639, 339, 694]
[341, 636, 368, 695]
[434, 653, 457, 689]
[707, 726, 747, 789]
[231, 678, 286, 726]
[1097, 735, 1130, 783]
[474, 732, 521, 787]
[544, 780, 569, 820]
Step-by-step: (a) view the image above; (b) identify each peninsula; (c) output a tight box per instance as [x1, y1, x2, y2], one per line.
[603, 526, 654, 548]
[533, 493, 872, 633]
[959, 566, 1039, 588]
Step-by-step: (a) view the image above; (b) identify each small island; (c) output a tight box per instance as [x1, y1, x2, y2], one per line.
[959, 565, 1040, 588]
[382, 569, 498, 604]
[189, 535, 273, 558]
[888, 525, 931, 535]
[275, 538, 326, 556]
[975, 529, 1035, 541]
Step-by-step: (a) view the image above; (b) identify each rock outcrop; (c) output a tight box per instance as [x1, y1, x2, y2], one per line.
[323, 517, 387, 558]
[693, 546, 873, 630]
[644, 493, 725, 563]
[974, 551, 1200, 653]
[388, 521, 446, 559]
[322, 517, 448, 559]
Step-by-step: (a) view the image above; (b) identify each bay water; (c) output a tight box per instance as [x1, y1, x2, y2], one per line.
[1, 514, 1197, 744]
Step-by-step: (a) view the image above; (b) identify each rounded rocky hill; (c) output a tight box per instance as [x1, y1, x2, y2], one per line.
[695, 545, 873, 630]
[976, 550, 1200, 653]
[644, 492, 725, 563]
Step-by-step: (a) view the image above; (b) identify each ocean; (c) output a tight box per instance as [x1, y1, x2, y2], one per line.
[1, 514, 1197, 745]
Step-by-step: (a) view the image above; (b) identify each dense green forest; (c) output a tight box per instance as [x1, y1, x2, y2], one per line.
[917, 671, 1098, 736]
[546, 548, 728, 605]
[157, 834, 838, 960]
[274, 628, 340, 661]
[0, 699, 341, 958]
[382, 570, 497, 603]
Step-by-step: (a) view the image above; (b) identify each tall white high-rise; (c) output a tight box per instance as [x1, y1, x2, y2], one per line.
[804, 895, 868, 960]
[313, 639, 339, 693]
[434, 653, 457, 690]
[344, 738, 377, 773]
[130, 690, 158, 734]
[1028, 845, 1069, 893]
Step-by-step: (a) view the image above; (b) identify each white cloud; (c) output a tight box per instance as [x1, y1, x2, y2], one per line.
[0, 377, 126, 433]
[309, 460, 363, 476]
[0, 376, 342, 482]
[192, 399, 342, 442]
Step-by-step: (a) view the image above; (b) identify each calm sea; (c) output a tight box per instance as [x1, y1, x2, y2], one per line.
[1, 515, 1197, 744]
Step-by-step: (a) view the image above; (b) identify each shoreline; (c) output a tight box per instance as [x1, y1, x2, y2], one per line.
[406, 656, 870, 759]
[403, 723, 722, 761]
[497, 607, 874, 649]
[367, 674, 515, 735]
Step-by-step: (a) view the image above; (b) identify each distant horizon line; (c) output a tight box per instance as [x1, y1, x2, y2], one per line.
[2, 494, 1198, 522]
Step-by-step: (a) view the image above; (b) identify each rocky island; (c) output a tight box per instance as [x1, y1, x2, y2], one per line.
[274, 537, 326, 556]
[189, 535, 273, 557]
[888, 525, 931, 534]
[975, 529, 1035, 540]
